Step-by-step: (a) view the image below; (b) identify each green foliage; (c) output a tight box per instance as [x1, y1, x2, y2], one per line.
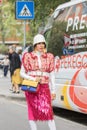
[0, 45, 8, 54]
[47, 21, 87, 56]
[0, 0, 70, 47]
[47, 21, 67, 57]
[31, 0, 70, 35]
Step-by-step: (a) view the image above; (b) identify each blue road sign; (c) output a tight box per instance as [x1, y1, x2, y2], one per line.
[15, 1, 34, 20]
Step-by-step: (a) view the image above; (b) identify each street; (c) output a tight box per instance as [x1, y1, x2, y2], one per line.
[0, 0, 87, 130]
[0, 70, 86, 130]
[0, 97, 87, 130]
[0, 98, 28, 130]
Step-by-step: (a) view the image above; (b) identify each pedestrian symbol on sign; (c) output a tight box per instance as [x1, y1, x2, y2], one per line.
[16, 1, 34, 20]
[19, 4, 32, 17]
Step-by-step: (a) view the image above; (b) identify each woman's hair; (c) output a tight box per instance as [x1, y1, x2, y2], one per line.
[9, 45, 16, 52]
[34, 42, 46, 49]
[18, 49, 22, 54]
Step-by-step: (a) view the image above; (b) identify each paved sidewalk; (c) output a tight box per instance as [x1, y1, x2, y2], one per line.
[0, 70, 25, 101]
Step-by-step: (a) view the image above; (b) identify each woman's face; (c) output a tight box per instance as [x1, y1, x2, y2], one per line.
[35, 42, 45, 52]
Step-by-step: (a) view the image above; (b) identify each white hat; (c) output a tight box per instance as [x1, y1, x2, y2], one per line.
[33, 34, 46, 46]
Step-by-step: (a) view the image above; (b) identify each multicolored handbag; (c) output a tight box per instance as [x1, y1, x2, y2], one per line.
[21, 79, 39, 93]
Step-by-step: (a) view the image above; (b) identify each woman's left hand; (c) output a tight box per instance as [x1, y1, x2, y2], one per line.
[51, 93, 56, 100]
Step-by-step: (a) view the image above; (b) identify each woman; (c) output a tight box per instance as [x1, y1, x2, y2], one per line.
[2, 56, 9, 77]
[9, 46, 22, 93]
[20, 34, 56, 130]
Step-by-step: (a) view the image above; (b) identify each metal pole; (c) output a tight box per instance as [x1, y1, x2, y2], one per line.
[21, 0, 26, 48]
[24, 20, 26, 48]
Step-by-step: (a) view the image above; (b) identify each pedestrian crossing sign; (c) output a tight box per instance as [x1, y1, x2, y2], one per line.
[15, 1, 34, 20]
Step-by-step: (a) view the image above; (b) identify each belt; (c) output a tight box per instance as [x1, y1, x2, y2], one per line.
[27, 71, 50, 77]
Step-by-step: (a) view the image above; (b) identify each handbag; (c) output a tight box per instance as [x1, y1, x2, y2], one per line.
[21, 79, 39, 93]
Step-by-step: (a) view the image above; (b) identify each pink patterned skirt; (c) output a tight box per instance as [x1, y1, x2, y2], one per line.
[25, 84, 54, 121]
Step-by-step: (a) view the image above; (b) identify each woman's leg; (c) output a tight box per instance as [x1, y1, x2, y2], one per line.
[48, 120, 56, 130]
[29, 120, 56, 130]
[15, 83, 20, 93]
[29, 120, 37, 130]
[5, 66, 8, 76]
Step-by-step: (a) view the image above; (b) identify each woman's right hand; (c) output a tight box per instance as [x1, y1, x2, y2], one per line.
[35, 77, 41, 82]
[51, 93, 56, 100]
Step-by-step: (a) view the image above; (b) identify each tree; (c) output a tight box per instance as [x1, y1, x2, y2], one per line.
[33, 0, 69, 33]
[0, 0, 70, 45]
[0, 1, 24, 44]
[0, 44, 8, 54]
[47, 22, 67, 57]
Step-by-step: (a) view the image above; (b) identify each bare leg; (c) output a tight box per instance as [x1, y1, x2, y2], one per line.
[15, 83, 20, 93]
[12, 84, 16, 93]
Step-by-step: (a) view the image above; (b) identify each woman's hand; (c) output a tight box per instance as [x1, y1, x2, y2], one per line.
[51, 93, 56, 100]
[35, 77, 41, 82]
[13, 70, 16, 75]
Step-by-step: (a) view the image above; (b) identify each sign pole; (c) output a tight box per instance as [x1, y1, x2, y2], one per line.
[15, 1, 34, 48]
[24, 20, 26, 48]
[21, 0, 26, 48]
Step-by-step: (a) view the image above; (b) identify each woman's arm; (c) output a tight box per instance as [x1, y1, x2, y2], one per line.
[49, 71, 56, 100]
[20, 65, 36, 81]
[49, 71, 56, 94]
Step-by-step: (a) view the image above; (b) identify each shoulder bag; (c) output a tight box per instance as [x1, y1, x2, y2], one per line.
[21, 79, 39, 93]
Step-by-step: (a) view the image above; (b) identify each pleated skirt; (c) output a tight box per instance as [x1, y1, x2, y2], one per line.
[12, 68, 23, 84]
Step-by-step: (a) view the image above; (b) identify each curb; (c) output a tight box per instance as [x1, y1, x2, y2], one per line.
[0, 93, 26, 101]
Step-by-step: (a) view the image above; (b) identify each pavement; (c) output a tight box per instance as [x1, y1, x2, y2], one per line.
[0, 70, 25, 101]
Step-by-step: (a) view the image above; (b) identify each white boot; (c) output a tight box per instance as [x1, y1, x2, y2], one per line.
[48, 120, 56, 130]
[29, 120, 37, 130]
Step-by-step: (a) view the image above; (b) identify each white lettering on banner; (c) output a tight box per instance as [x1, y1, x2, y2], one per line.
[66, 15, 87, 32]
[73, 16, 79, 31]
[68, 45, 85, 49]
[66, 18, 73, 32]
[71, 38, 86, 45]
[70, 32, 87, 38]
[80, 15, 86, 29]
